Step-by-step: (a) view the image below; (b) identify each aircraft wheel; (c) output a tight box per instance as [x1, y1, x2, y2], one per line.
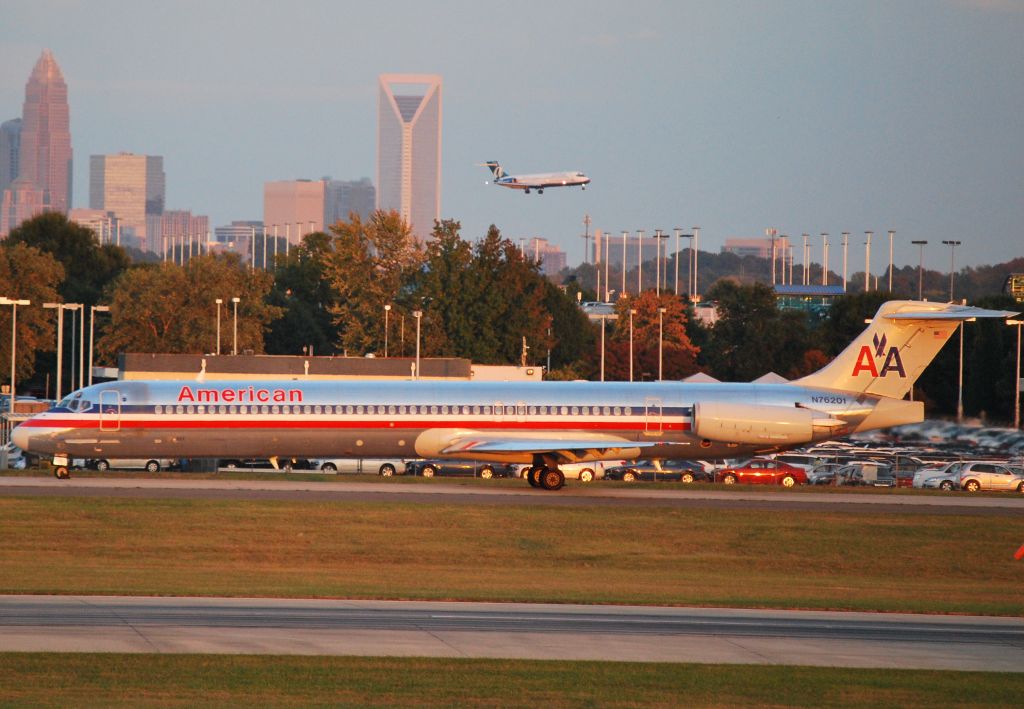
[54, 466, 70, 480]
[527, 466, 542, 488]
[540, 468, 564, 491]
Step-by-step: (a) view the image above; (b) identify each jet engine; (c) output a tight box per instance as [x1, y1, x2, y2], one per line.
[692, 401, 841, 445]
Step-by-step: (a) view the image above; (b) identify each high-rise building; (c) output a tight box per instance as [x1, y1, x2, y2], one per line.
[0, 118, 22, 198]
[376, 74, 442, 241]
[147, 210, 210, 256]
[324, 177, 376, 227]
[17, 50, 72, 215]
[263, 180, 325, 245]
[68, 208, 121, 246]
[526, 237, 567, 276]
[89, 153, 165, 247]
[0, 177, 46, 237]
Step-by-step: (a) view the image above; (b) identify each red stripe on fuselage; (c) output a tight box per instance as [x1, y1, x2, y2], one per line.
[20, 417, 691, 432]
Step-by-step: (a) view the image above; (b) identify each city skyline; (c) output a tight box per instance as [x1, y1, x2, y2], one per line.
[1, 2, 1022, 270]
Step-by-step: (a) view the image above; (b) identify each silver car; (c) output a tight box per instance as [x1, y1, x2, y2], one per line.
[310, 458, 405, 476]
[957, 462, 1024, 492]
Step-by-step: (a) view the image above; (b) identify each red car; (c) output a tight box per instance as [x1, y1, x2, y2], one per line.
[715, 459, 808, 487]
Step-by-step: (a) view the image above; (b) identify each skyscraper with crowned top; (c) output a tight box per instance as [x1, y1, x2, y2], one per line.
[16, 50, 73, 215]
[376, 74, 441, 241]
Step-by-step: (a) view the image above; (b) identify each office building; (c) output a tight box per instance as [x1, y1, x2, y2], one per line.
[90, 153, 165, 247]
[16, 50, 73, 216]
[147, 210, 210, 256]
[525, 237, 567, 276]
[376, 74, 442, 241]
[69, 208, 121, 246]
[263, 180, 325, 245]
[324, 177, 375, 227]
[1, 177, 45, 237]
[0, 118, 21, 198]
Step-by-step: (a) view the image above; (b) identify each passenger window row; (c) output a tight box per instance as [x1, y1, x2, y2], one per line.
[149, 404, 634, 416]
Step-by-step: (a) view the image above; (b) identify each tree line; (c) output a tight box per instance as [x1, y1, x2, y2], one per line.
[0, 212, 1020, 424]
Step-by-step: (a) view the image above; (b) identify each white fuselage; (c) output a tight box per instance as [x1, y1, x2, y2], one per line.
[12, 379, 918, 464]
[495, 171, 590, 190]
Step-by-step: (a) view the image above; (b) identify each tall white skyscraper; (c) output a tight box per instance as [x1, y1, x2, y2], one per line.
[376, 74, 442, 241]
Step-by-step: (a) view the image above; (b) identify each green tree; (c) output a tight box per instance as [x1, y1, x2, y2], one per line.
[96, 255, 281, 359]
[604, 292, 699, 381]
[6, 211, 129, 306]
[322, 211, 421, 356]
[266, 231, 339, 356]
[0, 243, 64, 381]
[701, 281, 815, 381]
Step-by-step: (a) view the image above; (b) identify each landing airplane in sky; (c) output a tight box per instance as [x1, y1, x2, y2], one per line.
[480, 161, 590, 194]
[13, 301, 1016, 490]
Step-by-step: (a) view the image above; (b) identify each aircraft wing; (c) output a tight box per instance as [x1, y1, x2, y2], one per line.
[438, 432, 655, 463]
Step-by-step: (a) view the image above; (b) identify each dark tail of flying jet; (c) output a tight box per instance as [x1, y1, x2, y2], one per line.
[482, 161, 506, 180]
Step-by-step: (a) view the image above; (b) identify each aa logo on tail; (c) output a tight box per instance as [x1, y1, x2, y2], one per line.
[851, 333, 906, 378]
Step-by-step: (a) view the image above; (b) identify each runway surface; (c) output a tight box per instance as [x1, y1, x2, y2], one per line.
[3, 475, 1024, 515]
[2, 595, 1023, 671]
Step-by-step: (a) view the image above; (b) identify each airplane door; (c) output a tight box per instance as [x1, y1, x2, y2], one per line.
[644, 397, 663, 436]
[99, 390, 121, 432]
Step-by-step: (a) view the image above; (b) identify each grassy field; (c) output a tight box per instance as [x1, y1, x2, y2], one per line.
[2, 654, 1022, 708]
[2, 495, 1022, 614]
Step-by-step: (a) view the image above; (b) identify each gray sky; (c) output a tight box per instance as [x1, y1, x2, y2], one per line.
[2, 0, 1022, 270]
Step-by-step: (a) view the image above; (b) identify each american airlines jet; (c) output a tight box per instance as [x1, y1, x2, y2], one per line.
[13, 301, 1016, 490]
[480, 161, 590, 194]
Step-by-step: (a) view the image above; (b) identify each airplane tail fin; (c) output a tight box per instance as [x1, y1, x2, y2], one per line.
[481, 161, 506, 179]
[796, 300, 1018, 400]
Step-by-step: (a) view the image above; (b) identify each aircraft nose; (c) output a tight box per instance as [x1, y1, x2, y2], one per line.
[11, 424, 30, 451]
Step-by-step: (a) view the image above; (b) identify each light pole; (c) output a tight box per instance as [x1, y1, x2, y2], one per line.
[636, 230, 645, 293]
[888, 230, 895, 293]
[43, 303, 80, 401]
[0, 297, 30, 414]
[231, 297, 240, 355]
[864, 231, 873, 292]
[215, 298, 223, 355]
[88, 305, 110, 387]
[841, 232, 849, 291]
[942, 240, 961, 301]
[1007, 317, 1024, 428]
[692, 226, 700, 300]
[621, 230, 628, 297]
[654, 229, 665, 295]
[78, 305, 85, 390]
[412, 310, 422, 379]
[599, 315, 606, 382]
[802, 234, 809, 286]
[911, 240, 928, 300]
[604, 230, 611, 302]
[384, 304, 391, 357]
[768, 228, 777, 285]
[957, 318, 974, 423]
[581, 214, 591, 265]
[628, 308, 637, 383]
[821, 233, 829, 286]
[657, 306, 667, 381]
[673, 228, 681, 295]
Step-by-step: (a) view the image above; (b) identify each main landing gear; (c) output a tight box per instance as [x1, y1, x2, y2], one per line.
[525, 465, 564, 491]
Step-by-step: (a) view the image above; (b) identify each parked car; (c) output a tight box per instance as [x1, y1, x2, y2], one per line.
[605, 459, 713, 483]
[405, 459, 516, 479]
[829, 461, 895, 487]
[1, 442, 27, 470]
[514, 460, 622, 482]
[87, 458, 178, 473]
[912, 462, 961, 488]
[956, 461, 1024, 492]
[715, 459, 807, 487]
[309, 458, 406, 476]
[218, 458, 311, 472]
[807, 462, 846, 485]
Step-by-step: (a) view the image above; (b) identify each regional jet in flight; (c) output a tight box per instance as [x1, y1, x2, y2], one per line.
[480, 161, 590, 194]
[13, 301, 1016, 490]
